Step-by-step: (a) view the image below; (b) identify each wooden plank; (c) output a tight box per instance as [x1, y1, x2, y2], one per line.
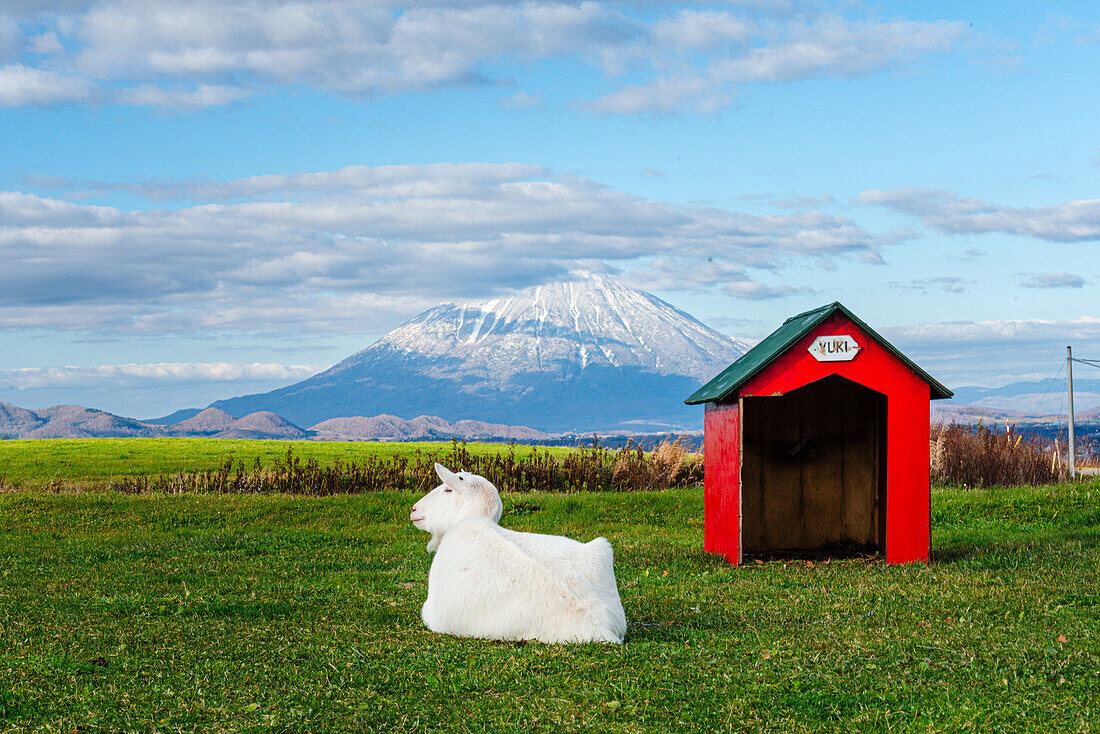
[759, 393, 803, 551]
[840, 382, 878, 546]
[741, 375, 899, 555]
[799, 379, 846, 549]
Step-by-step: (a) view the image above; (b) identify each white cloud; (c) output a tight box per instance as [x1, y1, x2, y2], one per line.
[0, 361, 321, 389]
[1, 163, 890, 336]
[859, 187, 1100, 242]
[0, 360, 327, 416]
[770, 194, 837, 209]
[651, 10, 754, 52]
[0, 64, 95, 107]
[588, 15, 969, 114]
[0, 1, 95, 19]
[623, 257, 752, 292]
[0, 1, 972, 111]
[588, 74, 731, 115]
[28, 30, 64, 55]
[884, 316, 1100, 388]
[116, 82, 256, 109]
[502, 90, 544, 109]
[892, 316, 1100, 347]
[1022, 272, 1087, 289]
[70, 0, 639, 99]
[712, 17, 966, 83]
[0, 15, 21, 61]
[890, 276, 970, 294]
[1074, 24, 1100, 45]
[722, 281, 808, 300]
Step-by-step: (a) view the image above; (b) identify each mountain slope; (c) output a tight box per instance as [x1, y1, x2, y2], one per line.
[215, 411, 307, 440]
[21, 405, 165, 439]
[171, 407, 237, 436]
[311, 415, 554, 442]
[0, 400, 565, 441]
[950, 378, 1100, 414]
[0, 402, 47, 437]
[212, 273, 749, 431]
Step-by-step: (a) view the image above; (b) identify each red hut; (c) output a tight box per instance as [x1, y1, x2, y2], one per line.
[686, 302, 952, 565]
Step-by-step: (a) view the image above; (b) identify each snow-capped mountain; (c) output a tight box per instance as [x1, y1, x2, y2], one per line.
[343, 272, 746, 385]
[211, 273, 749, 431]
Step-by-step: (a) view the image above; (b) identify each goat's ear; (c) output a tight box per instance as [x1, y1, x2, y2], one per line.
[434, 463, 465, 492]
[433, 464, 468, 493]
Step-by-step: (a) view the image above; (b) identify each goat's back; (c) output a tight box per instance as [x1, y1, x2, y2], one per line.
[422, 520, 626, 643]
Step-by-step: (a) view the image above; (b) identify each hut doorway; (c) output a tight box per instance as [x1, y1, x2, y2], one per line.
[740, 374, 886, 556]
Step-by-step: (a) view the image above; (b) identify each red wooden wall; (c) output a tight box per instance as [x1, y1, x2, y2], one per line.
[704, 401, 740, 563]
[704, 310, 932, 565]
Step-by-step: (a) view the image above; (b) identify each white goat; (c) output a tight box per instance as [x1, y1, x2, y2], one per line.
[410, 463, 627, 644]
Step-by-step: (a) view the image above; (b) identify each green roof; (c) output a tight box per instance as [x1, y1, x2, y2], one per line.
[685, 302, 952, 405]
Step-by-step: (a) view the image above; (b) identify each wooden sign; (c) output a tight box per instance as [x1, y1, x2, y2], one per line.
[808, 335, 861, 362]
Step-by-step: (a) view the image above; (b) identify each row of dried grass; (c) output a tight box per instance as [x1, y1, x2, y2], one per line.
[99, 422, 1083, 495]
[930, 423, 1072, 488]
[107, 437, 704, 495]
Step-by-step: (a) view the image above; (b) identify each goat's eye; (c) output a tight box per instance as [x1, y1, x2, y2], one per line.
[458, 476, 464, 481]
[444, 488, 452, 493]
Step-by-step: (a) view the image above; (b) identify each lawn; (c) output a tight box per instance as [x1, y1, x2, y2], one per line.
[0, 438, 576, 488]
[1, 480, 1097, 732]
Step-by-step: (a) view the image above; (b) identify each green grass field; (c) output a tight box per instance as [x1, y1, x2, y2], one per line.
[0, 438, 576, 488]
[1, 472, 1098, 732]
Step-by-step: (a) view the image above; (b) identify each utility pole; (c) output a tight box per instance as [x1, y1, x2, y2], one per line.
[1067, 346, 1076, 480]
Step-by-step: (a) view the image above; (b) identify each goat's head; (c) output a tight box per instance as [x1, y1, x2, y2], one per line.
[410, 463, 503, 552]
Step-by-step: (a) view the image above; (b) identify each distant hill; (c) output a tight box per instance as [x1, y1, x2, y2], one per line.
[215, 411, 307, 440]
[143, 407, 203, 425]
[0, 402, 47, 436]
[211, 272, 751, 432]
[311, 415, 555, 442]
[0, 402, 307, 440]
[170, 408, 236, 436]
[19, 405, 162, 439]
[0, 401, 559, 442]
[949, 378, 1100, 415]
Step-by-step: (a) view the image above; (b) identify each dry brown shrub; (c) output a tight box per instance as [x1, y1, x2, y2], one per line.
[106, 437, 701, 495]
[651, 438, 687, 487]
[930, 422, 1068, 487]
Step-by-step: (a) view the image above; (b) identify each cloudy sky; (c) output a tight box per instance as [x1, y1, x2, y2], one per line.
[1, 0, 1098, 418]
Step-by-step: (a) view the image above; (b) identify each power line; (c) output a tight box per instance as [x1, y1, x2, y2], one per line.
[1032, 358, 1067, 417]
[1069, 357, 1100, 369]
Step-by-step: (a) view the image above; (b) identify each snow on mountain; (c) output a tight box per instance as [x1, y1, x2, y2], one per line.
[211, 272, 750, 431]
[358, 272, 749, 386]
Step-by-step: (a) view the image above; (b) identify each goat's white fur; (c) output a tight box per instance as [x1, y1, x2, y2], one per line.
[410, 463, 627, 644]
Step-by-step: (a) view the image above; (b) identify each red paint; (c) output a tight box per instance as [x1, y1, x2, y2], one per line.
[703, 310, 933, 565]
[704, 401, 740, 563]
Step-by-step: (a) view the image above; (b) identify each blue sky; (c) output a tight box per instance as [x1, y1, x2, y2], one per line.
[1, 0, 1098, 418]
